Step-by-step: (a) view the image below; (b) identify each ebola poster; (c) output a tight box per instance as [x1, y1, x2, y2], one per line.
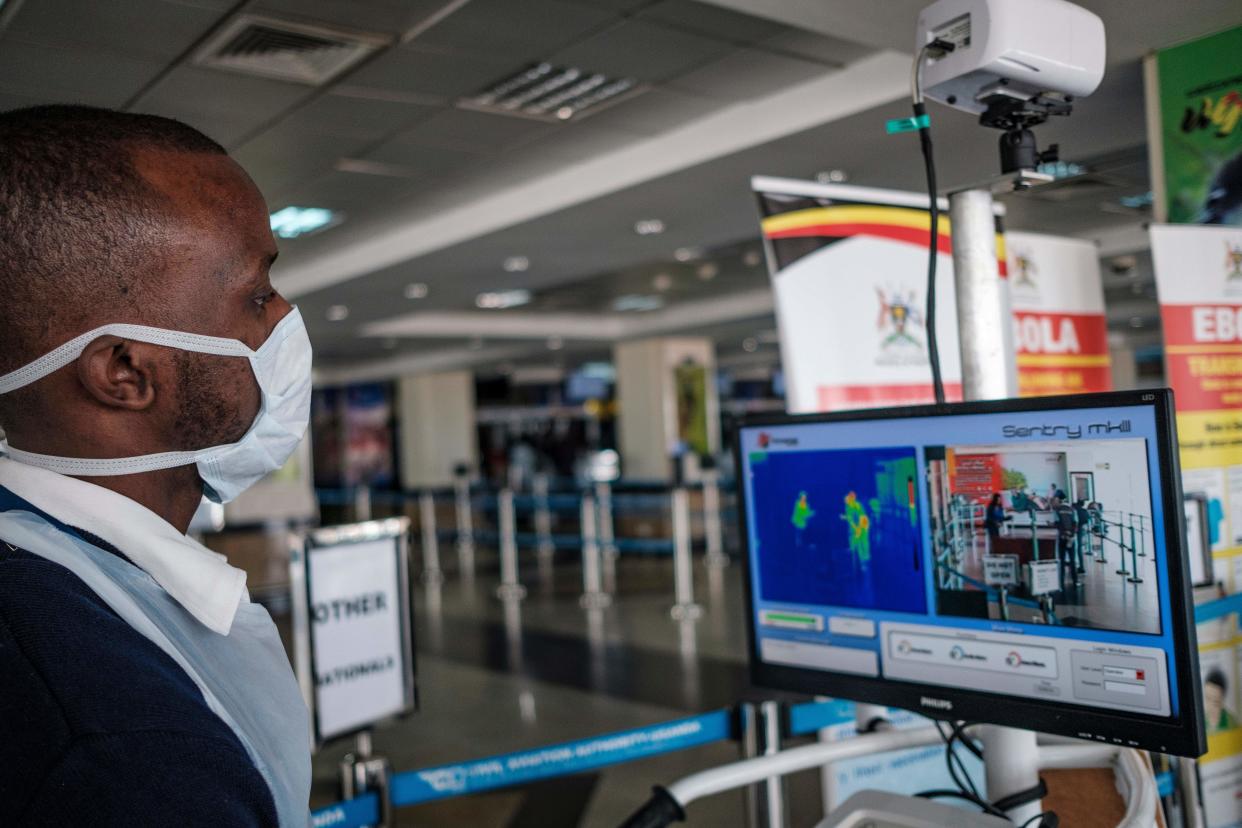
[1151, 223, 1242, 826]
[753, 177, 967, 413]
[1145, 25, 1242, 226]
[1006, 231, 1112, 397]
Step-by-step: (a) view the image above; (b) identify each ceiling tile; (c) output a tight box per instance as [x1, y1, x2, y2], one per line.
[232, 123, 352, 197]
[248, 0, 446, 35]
[665, 48, 834, 101]
[0, 38, 165, 108]
[577, 87, 722, 136]
[757, 29, 875, 68]
[361, 136, 484, 175]
[411, 0, 616, 61]
[272, 169, 420, 214]
[547, 19, 735, 84]
[396, 108, 558, 154]
[6, 0, 222, 61]
[636, 1, 786, 44]
[131, 65, 313, 147]
[279, 93, 440, 143]
[344, 45, 518, 102]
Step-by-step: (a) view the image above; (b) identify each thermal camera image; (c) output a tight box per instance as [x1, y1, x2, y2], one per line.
[748, 446, 926, 613]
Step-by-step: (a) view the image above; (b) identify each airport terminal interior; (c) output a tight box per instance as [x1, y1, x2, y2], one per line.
[4, 0, 1242, 826]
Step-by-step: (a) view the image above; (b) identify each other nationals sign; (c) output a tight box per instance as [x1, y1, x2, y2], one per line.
[753, 177, 966, 412]
[1006, 231, 1112, 397]
[294, 520, 416, 743]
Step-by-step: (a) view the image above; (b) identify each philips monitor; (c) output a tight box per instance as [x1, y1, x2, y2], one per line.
[736, 390, 1205, 757]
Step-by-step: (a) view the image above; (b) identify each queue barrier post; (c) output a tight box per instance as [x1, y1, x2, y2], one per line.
[670, 487, 702, 621]
[419, 492, 444, 585]
[595, 481, 618, 561]
[534, 474, 555, 565]
[758, 700, 788, 828]
[703, 471, 729, 570]
[354, 486, 372, 523]
[1127, 520, 1143, 584]
[580, 493, 612, 609]
[454, 474, 475, 579]
[496, 489, 527, 602]
[337, 730, 393, 828]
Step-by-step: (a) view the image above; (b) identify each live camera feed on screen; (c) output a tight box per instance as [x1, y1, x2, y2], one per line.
[742, 402, 1184, 727]
[926, 437, 1158, 634]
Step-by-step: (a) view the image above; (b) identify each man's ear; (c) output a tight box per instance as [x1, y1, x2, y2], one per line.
[76, 336, 159, 410]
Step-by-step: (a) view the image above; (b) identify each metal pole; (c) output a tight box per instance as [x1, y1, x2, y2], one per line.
[496, 489, 526, 601]
[534, 474, 555, 564]
[739, 703, 762, 828]
[419, 492, 444, 585]
[703, 470, 729, 569]
[759, 700, 787, 828]
[949, 187, 1012, 401]
[1128, 521, 1144, 584]
[580, 493, 611, 609]
[354, 485, 372, 522]
[594, 480, 618, 560]
[670, 487, 702, 620]
[454, 474, 475, 579]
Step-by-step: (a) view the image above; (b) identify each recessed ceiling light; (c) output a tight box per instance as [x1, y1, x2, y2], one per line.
[742, 337, 759, 353]
[652, 273, 673, 292]
[546, 336, 564, 351]
[696, 262, 719, 281]
[743, 249, 763, 267]
[477, 289, 532, 309]
[634, 219, 665, 236]
[270, 206, 339, 239]
[503, 256, 530, 272]
[404, 282, 430, 299]
[326, 304, 349, 321]
[673, 247, 702, 262]
[556, 106, 574, 120]
[815, 169, 849, 184]
[613, 294, 664, 312]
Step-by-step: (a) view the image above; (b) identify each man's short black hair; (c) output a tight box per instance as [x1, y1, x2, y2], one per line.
[0, 105, 226, 426]
[1207, 668, 1228, 691]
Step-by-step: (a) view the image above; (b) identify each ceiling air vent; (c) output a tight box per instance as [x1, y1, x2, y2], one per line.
[458, 63, 646, 123]
[194, 15, 388, 86]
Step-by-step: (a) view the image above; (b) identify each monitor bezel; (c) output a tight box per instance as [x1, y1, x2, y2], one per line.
[735, 389, 1206, 757]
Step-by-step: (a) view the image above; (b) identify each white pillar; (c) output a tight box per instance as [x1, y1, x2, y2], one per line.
[397, 371, 479, 489]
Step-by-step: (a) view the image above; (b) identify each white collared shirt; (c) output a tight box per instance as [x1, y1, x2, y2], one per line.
[0, 457, 246, 635]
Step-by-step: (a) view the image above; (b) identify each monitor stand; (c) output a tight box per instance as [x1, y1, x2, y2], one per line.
[978, 725, 1043, 824]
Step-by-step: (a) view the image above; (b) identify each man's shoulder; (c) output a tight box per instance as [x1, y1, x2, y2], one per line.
[0, 543, 223, 734]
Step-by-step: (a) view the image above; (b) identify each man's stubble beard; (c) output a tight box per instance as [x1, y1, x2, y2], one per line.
[172, 350, 254, 451]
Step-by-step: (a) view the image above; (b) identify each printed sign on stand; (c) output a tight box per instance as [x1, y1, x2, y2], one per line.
[982, 554, 1019, 586]
[1006, 231, 1112, 397]
[1029, 560, 1061, 595]
[290, 518, 417, 746]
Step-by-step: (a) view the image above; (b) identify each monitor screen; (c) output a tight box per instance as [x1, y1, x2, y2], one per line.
[737, 390, 1205, 756]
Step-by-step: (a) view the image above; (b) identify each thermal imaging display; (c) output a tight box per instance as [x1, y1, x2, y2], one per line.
[737, 391, 1205, 756]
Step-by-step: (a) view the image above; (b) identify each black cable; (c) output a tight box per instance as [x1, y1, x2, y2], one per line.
[1020, 811, 1059, 828]
[915, 99, 945, 405]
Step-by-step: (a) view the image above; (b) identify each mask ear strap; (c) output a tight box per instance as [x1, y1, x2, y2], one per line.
[0, 324, 253, 394]
[2, 441, 209, 476]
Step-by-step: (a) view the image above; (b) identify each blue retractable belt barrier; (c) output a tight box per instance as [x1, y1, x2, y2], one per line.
[310, 792, 380, 828]
[1195, 592, 1242, 624]
[787, 698, 857, 737]
[389, 709, 734, 807]
[1155, 770, 1175, 798]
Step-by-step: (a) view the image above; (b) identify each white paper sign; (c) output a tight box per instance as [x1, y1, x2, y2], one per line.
[308, 537, 408, 740]
[1029, 560, 1061, 595]
[982, 554, 1019, 586]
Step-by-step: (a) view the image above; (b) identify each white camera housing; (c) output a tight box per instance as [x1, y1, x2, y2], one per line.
[916, 0, 1106, 115]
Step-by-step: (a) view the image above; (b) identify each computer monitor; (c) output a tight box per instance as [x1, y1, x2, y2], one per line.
[736, 389, 1205, 757]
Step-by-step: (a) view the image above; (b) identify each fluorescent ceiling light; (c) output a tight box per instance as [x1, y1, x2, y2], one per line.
[404, 282, 430, 299]
[326, 304, 349, 321]
[652, 273, 673, 292]
[1117, 191, 1154, 209]
[696, 262, 719, 281]
[634, 219, 665, 236]
[270, 206, 338, 238]
[613, 294, 664, 312]
[503, 256, 530, 272]
[461, 63, 640, 123]
[673, 247, 701, 262]
[476, 289, 532, 309]
[580, 362, 616, 381]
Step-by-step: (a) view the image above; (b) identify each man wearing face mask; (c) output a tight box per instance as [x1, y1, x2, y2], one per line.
[0, 105, 313, 826]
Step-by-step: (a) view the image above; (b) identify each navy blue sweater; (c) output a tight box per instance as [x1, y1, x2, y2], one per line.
[0, 488, 278, 826]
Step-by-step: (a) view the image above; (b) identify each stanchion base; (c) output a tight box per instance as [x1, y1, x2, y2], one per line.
[421, 569, 445, 586]
[1127, 577, 1144, 584]
[670, 602, 703, 621]
[496, 584, 528, 602]
[1116, 569, 1130, 576]
[580, 591, 612, 610]
[704, 554, 731, 569]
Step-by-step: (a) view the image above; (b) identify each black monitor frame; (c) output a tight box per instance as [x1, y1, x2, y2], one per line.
[735, 389, 1206, 757]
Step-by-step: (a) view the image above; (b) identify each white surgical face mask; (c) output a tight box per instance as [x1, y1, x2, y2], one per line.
[0, 308, 312, 504]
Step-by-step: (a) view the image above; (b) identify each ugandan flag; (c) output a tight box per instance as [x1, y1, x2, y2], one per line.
[758, 198, 1006, 276]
